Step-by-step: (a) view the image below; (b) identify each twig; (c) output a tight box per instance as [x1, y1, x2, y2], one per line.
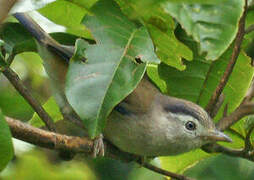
[202, 143, 249, 159]
[6, 116, 192, 180]
[203, 143, 243, 156]
[0, 0, 18, 24]
[205, 0, 248, 115]
[217, 79, 254, 130]
[141, 162, 194, 180]
[223, 103, 228, 117]
[2, 67, 56, 131]
[210, 93, 225, 118]
[216, 102, 254, 131]
[245, 24, 254, 34]
[6, 116, 93, 153]
[203, 142, 254, 162]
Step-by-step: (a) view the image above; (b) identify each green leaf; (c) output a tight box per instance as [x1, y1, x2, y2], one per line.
[0, 83, 34, 120]
[160, 149, 210, 174]
[39, 0, 96, 38]
[146, 10, 193, 70]
[29, 97, 63, 127]
[0, 22, 36, 55]
[184, 154, 254, 180]
[65, 0, 160, 138]
[163, 0, 245, 60]
[0, 110, 14, 172]
[1, 150, 96, 179]
[116, 0, 226, 20]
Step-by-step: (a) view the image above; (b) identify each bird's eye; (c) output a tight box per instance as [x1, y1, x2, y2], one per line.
[185, 121, 196, 131]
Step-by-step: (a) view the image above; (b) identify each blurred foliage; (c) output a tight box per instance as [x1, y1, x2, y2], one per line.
[0, 111, 14, 172]
[2, 149, 254, 180]
[0, 52, 47, 120]
[0, 150, 97, 180]
[164, 0, 244, 60]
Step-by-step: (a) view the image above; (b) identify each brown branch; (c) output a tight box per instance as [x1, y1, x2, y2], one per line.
[6, 117, 192, 180]
[6, 117, 93, 153]
[210, 93, 225, 118]
[2, 67, 56, 131]
[203, 142, 254, 162]
[217, 78, 254, 131]
[141, 162, 194, 180]
[202, 143, 253, 160]
[205, 0, 248, 115]
[0, 0, 18, 24]
[216, 103, 254, 131]
[245, 24, 254, 34]
[208, 79, 254, 161]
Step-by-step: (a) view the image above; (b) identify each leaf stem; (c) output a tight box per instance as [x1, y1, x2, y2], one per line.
[141, 162, 194, 180]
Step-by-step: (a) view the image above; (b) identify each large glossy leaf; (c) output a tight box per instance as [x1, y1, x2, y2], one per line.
[0, 22, 36, 55]
[116, 0, 226, 20]
[161, 149, 210, 174]
[148, 28, 253, 173]
[65, 0, 160, 138]
[185, 154, 254, 180]
[0, 110, 14, 172]
[163, 0, 245, 60]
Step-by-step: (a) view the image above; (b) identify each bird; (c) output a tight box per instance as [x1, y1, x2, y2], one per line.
[13, 12, 232, 157]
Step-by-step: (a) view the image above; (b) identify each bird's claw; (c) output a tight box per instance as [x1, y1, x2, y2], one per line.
[92, 134, 105, 157]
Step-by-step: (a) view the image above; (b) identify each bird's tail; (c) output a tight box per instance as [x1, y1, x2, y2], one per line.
[14, 12, 73, 63]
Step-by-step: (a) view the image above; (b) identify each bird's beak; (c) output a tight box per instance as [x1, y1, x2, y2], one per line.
[204, 129, 232, 142]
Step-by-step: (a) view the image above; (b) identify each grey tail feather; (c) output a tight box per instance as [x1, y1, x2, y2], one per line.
[14, 12, 53, 44]
[14, 12, 73, 63]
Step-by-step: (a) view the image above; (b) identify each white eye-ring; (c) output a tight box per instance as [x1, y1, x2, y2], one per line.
[185, 121, 196, 131]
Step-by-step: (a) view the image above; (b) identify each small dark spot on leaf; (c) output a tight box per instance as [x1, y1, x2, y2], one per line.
[135, 55, 143, 64]
[81, 57, 87, 63]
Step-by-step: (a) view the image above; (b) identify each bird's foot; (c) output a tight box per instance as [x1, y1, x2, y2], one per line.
[92, 134, 105, 157]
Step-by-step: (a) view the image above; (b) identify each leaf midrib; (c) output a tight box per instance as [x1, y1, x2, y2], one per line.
[92, 28, 139, 137]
